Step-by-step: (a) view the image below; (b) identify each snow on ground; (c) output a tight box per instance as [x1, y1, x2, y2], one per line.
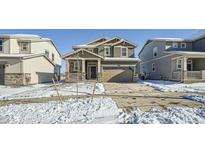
[118, 107, 205, 124]
[142, 80, 205, 93]
[184, 95, 205, 104]
[0, 97, 120, 124]
[0, 83, 104, 100]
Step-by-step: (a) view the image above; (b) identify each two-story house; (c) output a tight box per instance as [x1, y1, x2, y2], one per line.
[0, 34, 61, 85]
[139, 34, 205, 82]
[63, 37, 140, 82]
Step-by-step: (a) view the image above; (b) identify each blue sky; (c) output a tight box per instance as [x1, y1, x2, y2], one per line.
[0, 29, 200, 55]
[0, 29, 200, 72]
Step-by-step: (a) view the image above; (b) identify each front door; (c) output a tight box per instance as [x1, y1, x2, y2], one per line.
[0, 65, 5, 85]
[187, 60, 193, 71]
[90, 66, 97, 79]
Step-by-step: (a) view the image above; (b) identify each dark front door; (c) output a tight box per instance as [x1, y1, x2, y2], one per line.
[90, 66, 97, 79]
[0, 65, 5, 85]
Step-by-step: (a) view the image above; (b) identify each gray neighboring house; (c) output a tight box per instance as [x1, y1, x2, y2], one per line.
[63, 37, 140, 82]
[139, 35, 205, 83]
[0, 34, 61, 85]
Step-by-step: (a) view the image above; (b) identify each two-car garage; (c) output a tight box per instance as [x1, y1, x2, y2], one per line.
[102, 66, 134, 82]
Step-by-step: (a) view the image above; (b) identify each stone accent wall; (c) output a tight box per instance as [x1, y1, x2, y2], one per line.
[4, 73, 31, 86]
[65, 72, 102, 82]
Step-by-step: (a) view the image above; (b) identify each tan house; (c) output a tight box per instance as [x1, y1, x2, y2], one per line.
[0, 34, 61, 85]
[63, 37, 140, 82]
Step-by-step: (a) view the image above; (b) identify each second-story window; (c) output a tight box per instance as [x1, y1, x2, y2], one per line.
[104, 46, 110, 56]
[45, 50, 49, 58]
[153, 47, 158, 57]
[181, 43, 186, 48]
[21, 42, 29, 51]
[0, 39, 3, 52]
[172, 42, 178, 48]
[52, 53, 55, 61]
[121, 47, 128, 57]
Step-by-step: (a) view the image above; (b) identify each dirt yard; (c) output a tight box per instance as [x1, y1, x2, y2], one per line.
[103, 82, 204, 112]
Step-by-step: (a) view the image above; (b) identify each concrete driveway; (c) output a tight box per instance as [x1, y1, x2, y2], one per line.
[103, 82, 204, 112]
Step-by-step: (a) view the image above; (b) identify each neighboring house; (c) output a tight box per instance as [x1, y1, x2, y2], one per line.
[63, 37, 140, 82]
[0, 34, 61, 85]
[139, 35, 205, 82]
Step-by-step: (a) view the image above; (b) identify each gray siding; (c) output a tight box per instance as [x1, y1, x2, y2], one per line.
[165, 41, 192, 51]
[193, 38, 205, 51]
[139, 41, 169, 62]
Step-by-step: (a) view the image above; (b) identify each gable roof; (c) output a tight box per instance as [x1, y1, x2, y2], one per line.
[95, 37, 121, 47]
[72, 37, 137, 49]
[87, 37, 108, 45]
[0, 34, 62, 57]
[62, 48, 103, 59]
[111, 39, 137, 47]
[138, 38, 192, 57]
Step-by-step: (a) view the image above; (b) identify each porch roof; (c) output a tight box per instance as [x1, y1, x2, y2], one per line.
[62, 48, 103, 59]
[167, 51, 205, 57]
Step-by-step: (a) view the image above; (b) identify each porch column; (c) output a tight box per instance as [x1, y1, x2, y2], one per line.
[65, 59, 70, 82]
[183, 56, 187, 82]
[82, 59, 85, 81]
[97, 59, 101, 82]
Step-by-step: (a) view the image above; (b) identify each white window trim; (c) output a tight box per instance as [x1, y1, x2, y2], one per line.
[52, 53, 55, 61]
[177, 59, 182, 69]
[73, 61, 79, 72]
[21, 42, 29, 51]
[0, 39, 3, 52]
[172, 42, 178, 48]
[153, 47, 158, 57]
[152, 63, 155, 72]
[121, 46, 128, 57]
[181, 43, 186, 48]
[45, 50, 49, 58]
[104, 46, 111, 56]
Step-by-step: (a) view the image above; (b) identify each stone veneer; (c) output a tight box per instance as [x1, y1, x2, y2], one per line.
[4, 73, 31, 86]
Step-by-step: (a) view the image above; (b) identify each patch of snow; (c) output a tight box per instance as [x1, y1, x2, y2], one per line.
[0, 97, 120, 124]
[0, 83, 105, 100]
[142, 80, 205, 93]
[185, 95, 205, 104]
[118, 107, 205, 124]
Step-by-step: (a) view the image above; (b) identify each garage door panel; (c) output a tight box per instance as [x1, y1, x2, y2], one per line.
[102, 67, 133, 82]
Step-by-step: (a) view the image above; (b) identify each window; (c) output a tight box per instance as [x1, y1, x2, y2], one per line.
[121, 47, 128, 57]
[152, 63, 155, 72]
[104, 46, 110, 56]
[177, 59, 182, 69]
[0, 39, 3, 52]
[181, 43, 186, 48]
[45, 50, 49, 58]
[73, 61, 79, 72]
[172, 42, 178, 48]
[153, 47, 158, 57]
[21, 42, 29, 51]
[52, 53, 55, 61]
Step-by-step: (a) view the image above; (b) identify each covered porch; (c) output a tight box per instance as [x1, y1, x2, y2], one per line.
[63, 49, 103, 82]
[171, 52, 205, 82]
